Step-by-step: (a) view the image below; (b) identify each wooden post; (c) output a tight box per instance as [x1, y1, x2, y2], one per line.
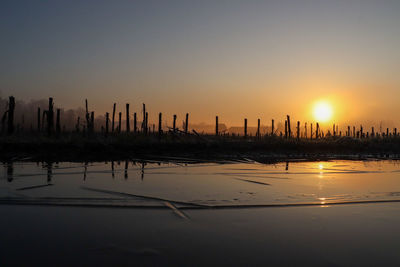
[316, 123, 319, 139]
[126, 103, 130, 132]
[56, 109, 61, 135]
[296, 121, 300, 139]
[37, 107, 41, 132]
[271, 119, 274, 135]
[142, 103, 146, 133]
[257, 119, 260, 138]
[112, 103, 116, 132]
[244, 118, 247, 137]
[360, 125, 363, 138]
[7, 96, 15, 135]
[173, 115, 177, 132]
[395, 128, 397, 137]
[145, 112, 148, 134]
[216, 116, 219, 136]
[371, 127, 375, 137]
[347, 126, 350, 137]
[90, 112, 94, 133]
[158, 112, 162, 135]
[287, 115, 291, 138]
[118, 112, 122, 133]
[47, 97, 54, 135]
[333, 124, 336, 136]
[105, 112, 109, 136]
[185, 113, 189, 134]
[134, 112, 137, 133]
[310, 123, 313, 139]
[85, 99, 90, 131]
[284, 120, 287, 138]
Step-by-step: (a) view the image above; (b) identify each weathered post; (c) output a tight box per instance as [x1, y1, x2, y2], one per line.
[316, 123, 319, 139]
[360, 125, 363, 138]
[386, 128, 389, 138]
[257, 119, 260, 138]
[297, 121, 300, 140]
[287, 115, 291, 138]
[112, 103, 116, 132]
[185, 113, 189, 134]
[145, 112, 148, 134]
[216, 116, 219, 136]
[173, 115, 177, 132]
[244, 118, 247, 137]
[7, 96, 15, 135]
[37, 107, 41, 132]
[371, 127, 375, 137]
[353, 126, 356, 138]
[284, 120, 288, 138]
[395, 128, 397, 137]
[85, 99, 90, 131]
[105, 112, 109, 136]
[310, 123, 313, 139]
[47, 97, 54, 135]
[347, 126, 350, 137]
[126, 103, 130, 132]
[142, 103, 146, 133]
[118, 112, 122, 133]
[333, 124, 336, 136]
[158, 112, 162, 136]
[56, 109, 61, 135]
[134, 112, 137, 133]
[271, 119, 274, 135]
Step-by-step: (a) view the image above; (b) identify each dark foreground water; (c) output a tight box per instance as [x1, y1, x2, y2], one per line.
[1, 159, 400, 266]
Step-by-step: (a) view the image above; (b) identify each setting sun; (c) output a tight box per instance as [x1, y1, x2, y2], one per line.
[313, 101, 333, 122]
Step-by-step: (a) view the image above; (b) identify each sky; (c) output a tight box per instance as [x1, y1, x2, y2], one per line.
[1, 0, 400, 127]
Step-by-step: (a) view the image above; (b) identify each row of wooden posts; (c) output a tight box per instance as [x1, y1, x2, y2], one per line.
[1, 96, 400, 139]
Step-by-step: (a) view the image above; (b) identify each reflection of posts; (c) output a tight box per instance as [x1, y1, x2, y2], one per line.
[47, 162, 53, 183]
[285, 162, 289, 171]
[111, 161, 115, 179]
[141, 162, 145, 180]
[7, 162, 13, 182]
[124, 160, 128, 179]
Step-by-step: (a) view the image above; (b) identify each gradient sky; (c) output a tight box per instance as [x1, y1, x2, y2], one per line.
[1, 0, 400, 126]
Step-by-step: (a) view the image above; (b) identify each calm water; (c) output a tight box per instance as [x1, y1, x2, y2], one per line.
[2, 159, 400, 207]
[2, 159, 400, 266]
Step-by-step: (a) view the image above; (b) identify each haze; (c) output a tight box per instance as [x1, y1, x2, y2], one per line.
[1, 0, 400, 127]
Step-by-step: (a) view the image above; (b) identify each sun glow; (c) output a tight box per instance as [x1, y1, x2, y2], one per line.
[313, 101, 333, 122]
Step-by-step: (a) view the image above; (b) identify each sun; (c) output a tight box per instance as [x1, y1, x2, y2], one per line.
[313, 101, 333, 122]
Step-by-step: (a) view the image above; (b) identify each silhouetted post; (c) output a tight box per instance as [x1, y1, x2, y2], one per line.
[126, 103, 130, 132]
[271, 119, 274, 135]
[145, 112, 148, 134]
[158, 112, 162, 136]
[347, 126, 350, 137]
[310, 123, 313, 139]
[360, 125, 363, 138]
[296, 121, 300, 139]
[90, 112, 94, 133]
[112, 103, 116, 132]
[244, 118, 247, 137]
[173, 115, 177, 132]
[371, 127, 375, 137]
[37, 107, 41, 132]
[287, 115, 291, 138]
[316, 123, 319, 139]
[118, 112, 122, 133]
[134, 112, 137, 133]
[47, 97, 54, 135]
[105, 112, 109, 136]
[56, 109, 61, 135]
[386, 128, 389, 138]
[85, 99, 90, 131]
[142, 103, 146, 133]
[257, 119, 260, 138]
[185, 113, 189, 134]
[216, 116, 219, 136]
[395, 128, 397, 137]
[284, 120, 288, 138]
[7, 96, 15, 135]
[333, 124, 336, 136]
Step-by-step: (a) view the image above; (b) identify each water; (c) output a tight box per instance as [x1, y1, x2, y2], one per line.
[2, 159, 400, 207]
[2, 159, 400, 266]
